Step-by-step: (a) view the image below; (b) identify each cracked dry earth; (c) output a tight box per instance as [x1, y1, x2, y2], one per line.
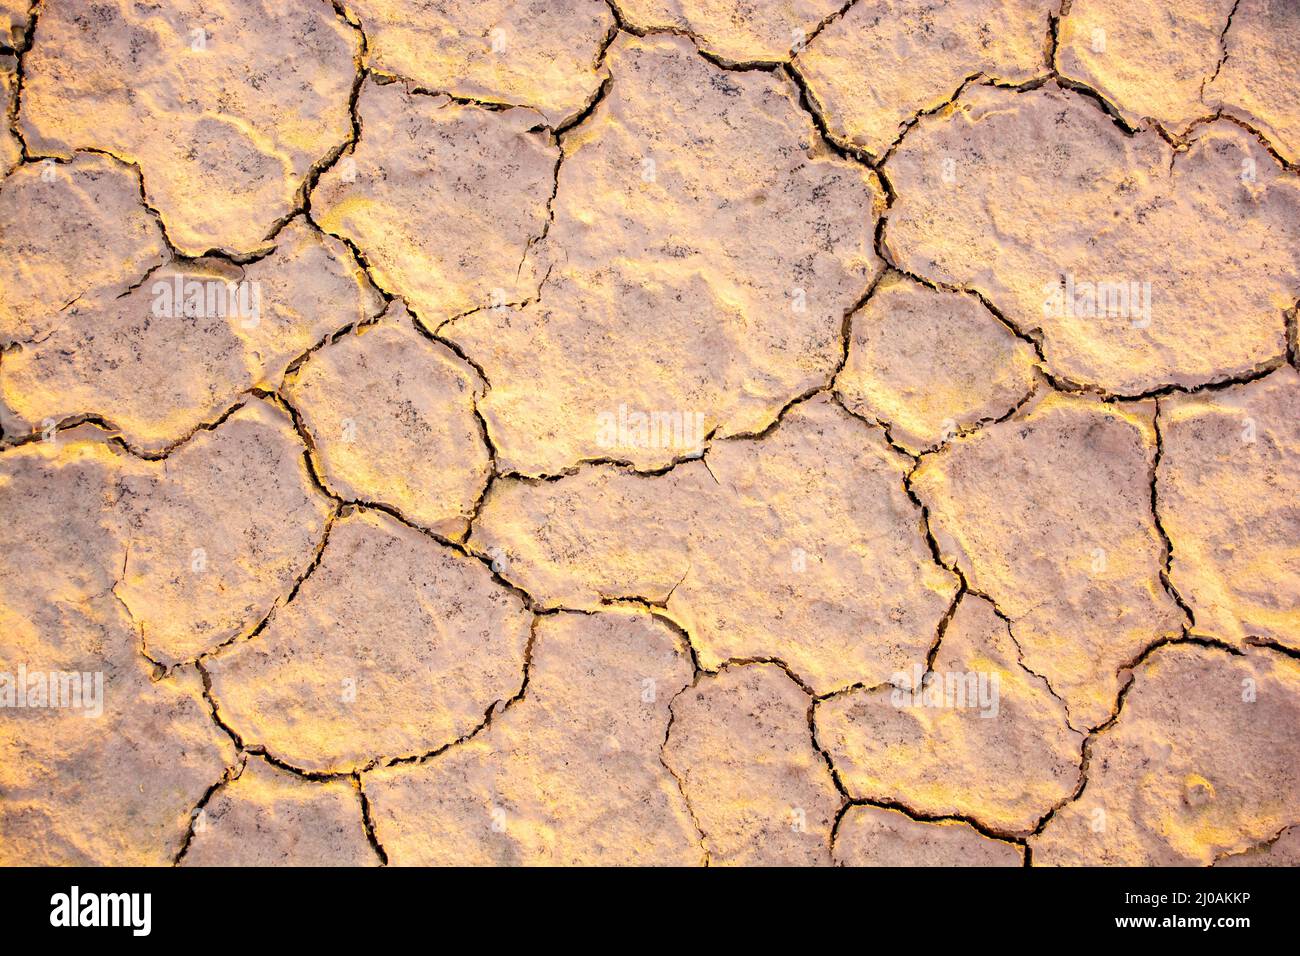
[0, 0, 1297, 870]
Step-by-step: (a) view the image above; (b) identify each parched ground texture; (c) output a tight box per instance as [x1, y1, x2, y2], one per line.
[0, 0, 1298, 867]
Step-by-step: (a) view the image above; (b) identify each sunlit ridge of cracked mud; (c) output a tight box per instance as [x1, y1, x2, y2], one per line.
[1, 0, 1298, 867]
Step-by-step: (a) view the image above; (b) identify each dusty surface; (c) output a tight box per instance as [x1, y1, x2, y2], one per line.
[1158, 367, 1300, 652]
[366, 610, 702, 865]
[817, 595, 1083, 835]
[1216, 825, 1300, 867]
[0, 3, 26, 47]
[0, 54, 18, 175]
[886, 85, 1300, 396]
[795, 0, 1053, 158]
[0, 154, 168, 345]
[620, 0, 844, 62]
[115, 400, 332, 666]
[663, 663, 840, 865]
[1203, 0, 1300, 166]
[912, 393, 1186, 730]
[834, 805, 1023, 866]
[283, 301, 491, 539]
[0, 429, 236, 865]
[178, 756, 381, 866]
[206, 507, 532, 774]
[344, 0, 615, 128]
[834, 274, 1039, 453]
[1059, 0, 1300, 164]
[1031, 644, 1300, 866]
[471, 394, 958, 695]
[1056, 0, 1234, 134]
[2, 0, 1298, 868]
[20, 0, 359, 256]
[311, 79, 559, 324]
[443, 32, 883, 475]
[0, 217, 382, 451]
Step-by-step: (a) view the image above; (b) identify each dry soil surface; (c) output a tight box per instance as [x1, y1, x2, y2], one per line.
[1, 0, 1297, 867]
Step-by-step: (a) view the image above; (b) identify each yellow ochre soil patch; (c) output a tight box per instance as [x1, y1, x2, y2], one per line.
[1, 0, 1297, 867]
